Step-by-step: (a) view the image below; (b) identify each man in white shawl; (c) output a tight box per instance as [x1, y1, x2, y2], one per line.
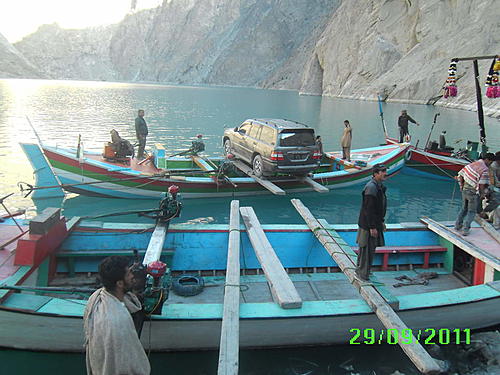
[84, 256, 151, 375]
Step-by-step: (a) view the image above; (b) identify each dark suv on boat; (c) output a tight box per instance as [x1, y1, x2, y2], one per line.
[223, 119, 321, 177]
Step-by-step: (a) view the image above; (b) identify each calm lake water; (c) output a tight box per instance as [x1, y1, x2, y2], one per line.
[0, 79, 499, 374]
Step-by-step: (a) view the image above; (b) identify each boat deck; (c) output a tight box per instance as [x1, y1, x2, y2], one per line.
[0, 223, 27, 281]
[166, 268, 466, 305]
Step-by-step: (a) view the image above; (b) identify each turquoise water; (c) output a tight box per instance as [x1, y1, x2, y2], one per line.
[2, 78, 498, 223]
[0, 79, 499, 374]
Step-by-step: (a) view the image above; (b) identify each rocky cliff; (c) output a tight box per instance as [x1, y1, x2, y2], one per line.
[1, 0, 499, 116]
[0, 33, 44, 78]
[296, 0, 500, 117]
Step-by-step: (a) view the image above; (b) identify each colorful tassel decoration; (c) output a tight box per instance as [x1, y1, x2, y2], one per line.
[485, 56, 499, 99]
[444, 58, 458, 98]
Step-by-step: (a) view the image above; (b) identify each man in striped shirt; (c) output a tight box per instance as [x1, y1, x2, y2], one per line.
[455, 153, 496, 235]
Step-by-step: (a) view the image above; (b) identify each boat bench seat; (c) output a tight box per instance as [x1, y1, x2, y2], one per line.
[352, 245, 447, 270]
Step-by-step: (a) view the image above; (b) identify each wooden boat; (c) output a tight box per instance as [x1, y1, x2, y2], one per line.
[386, 136, 468, 180]
[1, 202, 499, 354]
[20, 142, 409, 199]
[382, 56, 497, 181]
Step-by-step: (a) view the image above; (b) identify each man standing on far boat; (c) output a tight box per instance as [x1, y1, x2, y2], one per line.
[397, 110, 419, 143]
[355, 163, 387, 281]
[341, 120, 352, 162]
[135, 109, 148, 159]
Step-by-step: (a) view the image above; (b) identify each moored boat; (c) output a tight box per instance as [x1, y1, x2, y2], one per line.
[20, 142, 409, 199]
[1, 202, 499, 353]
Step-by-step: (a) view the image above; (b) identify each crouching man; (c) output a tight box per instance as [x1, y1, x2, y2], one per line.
[84, 256, 150, 375]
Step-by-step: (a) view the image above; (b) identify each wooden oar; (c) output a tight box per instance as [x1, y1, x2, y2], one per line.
[291, 199, 446, 375]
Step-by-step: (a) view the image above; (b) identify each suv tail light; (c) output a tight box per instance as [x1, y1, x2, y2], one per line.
[312, 150, 322, 160]
[270, 151, 284, 161]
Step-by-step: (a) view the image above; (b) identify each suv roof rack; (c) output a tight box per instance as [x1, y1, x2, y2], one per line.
[250, 118, 311, 130]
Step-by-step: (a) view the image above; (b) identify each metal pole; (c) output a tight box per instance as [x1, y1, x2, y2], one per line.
[472, 60, 487, 148]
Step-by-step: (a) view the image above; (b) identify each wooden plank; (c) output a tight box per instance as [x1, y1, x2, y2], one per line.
[370, 274, 399, 310]
[291, 199, 445, 375]
[231, 160, 285, 195]
[297, 176, 329, 193]
[239, 207, 302, 308]
[475, 216, 500, 244]
[218, 200, 241, 375]
[142, 223, 168, 266]
[65, 216, 81, 231]
[421, 217, 500, 272]
[316, 219, 398, 309]
[191, 155, 216, 172]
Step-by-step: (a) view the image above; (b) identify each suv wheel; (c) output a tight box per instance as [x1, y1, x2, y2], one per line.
[223, 139, 232, 156]
[252, 155, 263, 177]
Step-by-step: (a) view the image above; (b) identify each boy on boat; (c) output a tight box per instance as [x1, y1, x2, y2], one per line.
[355, 163, 387, 281]
[84, 256, 150, 375]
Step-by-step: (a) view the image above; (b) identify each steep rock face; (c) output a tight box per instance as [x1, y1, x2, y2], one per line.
[0, 33, 44, 78]
[15, 23, 118, 81]
[2, 0, 499, 116]
[304, 0, 500, 116]
[110, 0, 339, 85]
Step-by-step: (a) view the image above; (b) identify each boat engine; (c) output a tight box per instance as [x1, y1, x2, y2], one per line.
[143, 260, 170, 315]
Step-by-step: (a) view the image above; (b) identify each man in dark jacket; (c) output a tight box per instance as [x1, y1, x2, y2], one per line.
[356, 163, 388, 281]
[135, 109, 148, 159]
[398, 109, 419, 142]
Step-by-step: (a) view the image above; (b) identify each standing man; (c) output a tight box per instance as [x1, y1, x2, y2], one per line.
[356, 163, 387, 281]
[84, 256, 151, 375]
[341, 120, 352, 162]
[398, 109, 419, 143]
[135, 109, 148, 159]
[455, 153, 496, 236]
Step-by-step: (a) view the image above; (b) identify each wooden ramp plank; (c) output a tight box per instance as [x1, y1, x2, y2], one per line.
[142, 223, 168, 266]
[297, 176, 329, 193]
[317, 219, 398, 309]
[191, 155, 216, 172]
[218, 200, 241, 375]
[292, 199, 444, 375]
[239, 207, 302, 309]
[421, 217, 500, 272]
[231, 160, 285, 196]
[475, 216, 500, 244]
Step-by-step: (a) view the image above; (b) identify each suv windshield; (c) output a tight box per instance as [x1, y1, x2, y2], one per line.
[278, 130, 315, 147]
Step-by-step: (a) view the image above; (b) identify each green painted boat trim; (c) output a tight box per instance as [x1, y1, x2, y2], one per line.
[0, 266, 32, 300]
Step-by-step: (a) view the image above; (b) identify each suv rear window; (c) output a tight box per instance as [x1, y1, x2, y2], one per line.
[278, 130, 315, 147]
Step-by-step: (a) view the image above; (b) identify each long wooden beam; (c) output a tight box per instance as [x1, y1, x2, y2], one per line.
[231, 160, 286, 195]
[291, 199, 444, 375]
[218, 200, 241, 375]
[142, 223, 168, 266]
[421, 217, 500, 271]
[240, 206, 302, 308]
[475, 216, 500, 244]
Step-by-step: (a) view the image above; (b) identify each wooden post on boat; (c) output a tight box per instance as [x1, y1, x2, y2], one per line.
[217, 200, 241, 375]
[291, 199, 445, 375]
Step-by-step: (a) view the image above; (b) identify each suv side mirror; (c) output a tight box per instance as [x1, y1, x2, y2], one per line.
[234, 127, 239, 132]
